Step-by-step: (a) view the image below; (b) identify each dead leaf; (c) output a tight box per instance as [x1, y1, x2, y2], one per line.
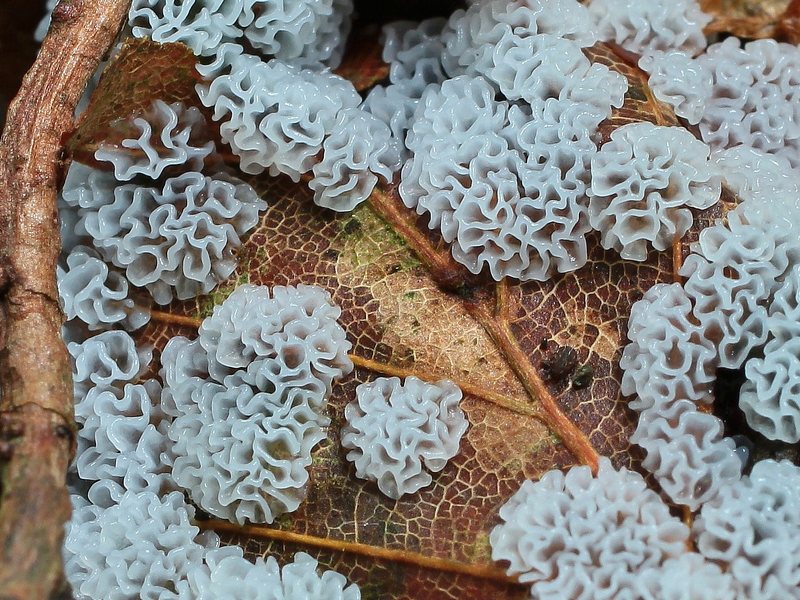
[700, 0, 799, 40]
[67, 36, 727, 600]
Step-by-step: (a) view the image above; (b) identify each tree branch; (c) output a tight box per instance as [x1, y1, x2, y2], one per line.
[0, 1, 130, 597]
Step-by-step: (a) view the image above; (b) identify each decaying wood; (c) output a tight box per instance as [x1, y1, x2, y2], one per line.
[0, 1, 130, 598]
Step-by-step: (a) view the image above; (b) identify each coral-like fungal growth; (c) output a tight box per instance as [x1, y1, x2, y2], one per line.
[620, 283, 716, 411]
[68, 330, 153, 399]
[63, 490, 214, 600]
[588, 122, 720, 261]
[74, 380, 175, 496]
[401, 76, 606, 281]
[680, 210, 787, 369]
[341, 376, 468, 499]
[242, 0, 331, 59]
[168, 379, 328, 525]
[740, 337, 800, 443]
[382, 18, 448, 90]
[129, 0, 244, 56]
[197, 45, 361, 177]
[247, 0, 354, 67]
[634, 553, 736, 600]
[711, 146, 800, 204]
[362, 83, 423, 161]
[589, 0, 711, 56]
[484, 31, 626, 112]
[61, 162, 118, 216]
[130, 0, 353, 64]
[74, 169, 266, 305]
[694, 459, 800, 598]
[441, 0, 597, 81]
[768, 264, 800, 341]
[697, 37, 800, 169]
[438, 0, 625, 116]
[630, 400, 742, 510]
[310, 108, 401, 212]
[490, 458, 689, 599]
[639, 50, 712, 125]
[58, 246, 150, 332]
[163, 284, 353, 524]
[299, 0, 354, 68]
[178, 548, 361, 599]
[95, 100, 216, 181]
[738, 265, 800, 442]
[197, 284, 353, 392]
[363, 18, 449, 160]
[59, 193, 91, 256]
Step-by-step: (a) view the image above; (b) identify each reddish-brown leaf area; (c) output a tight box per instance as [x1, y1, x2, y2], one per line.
[700, 0, 799, 40]
[587, 42, 681, 143]
[68, 28, 731, 600]
[335, 24, 390, 91]
[66, 39, 202, 163]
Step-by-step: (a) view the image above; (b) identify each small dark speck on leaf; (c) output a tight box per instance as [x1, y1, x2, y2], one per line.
[343, 218, 361, 235]
[572, 364, 594, 389]
[542, 346, 579, 382]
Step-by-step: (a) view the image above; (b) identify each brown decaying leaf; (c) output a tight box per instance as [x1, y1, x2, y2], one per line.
[71, 38, 726, 599]
[334, 23, 390, 91]
[66, 38, 203, 164]
[700, 0, 800, 42]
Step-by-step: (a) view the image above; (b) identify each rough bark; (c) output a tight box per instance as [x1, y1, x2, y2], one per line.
[0, 1, 130, 598]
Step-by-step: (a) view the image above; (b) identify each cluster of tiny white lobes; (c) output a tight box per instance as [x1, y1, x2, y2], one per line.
[49, 0, 800, 597]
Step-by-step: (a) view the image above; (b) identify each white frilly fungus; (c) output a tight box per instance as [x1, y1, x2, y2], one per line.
[129, 0, 353, 67]
[64, 491, 217, 600]
[694, 460, 800, 599]
[589, 0, 710, 56]
[588, 122, 720, 261]
[341, 376, 468, 499]
[178, 548, 361, 600]
[94, 100, 216, 182]
[69, 330, 153, 399]
[56, 0, 800, 597]
[620, 145, 800, 510]
[162, 284, 353, 525]
[490, 458, 690, 599]
[58, 245, 151, 332]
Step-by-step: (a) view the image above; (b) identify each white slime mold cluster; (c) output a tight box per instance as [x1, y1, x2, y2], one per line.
[162, 284, 353, 525]
[62, 100, 267, 306]
[64, 491, 218, 600]
[341, 376, 468, 499]
[129, 0, 354, 67]
[694, 460, 800, 598]
[620, 144, 800, 511]
[196, 44, 401, 211]
[588, 122, 720, 261]
[178, 548, 361, 600]
[589, 0, 710, 56]
[57, 0, 800, 597]
[490, 459, 690, 599]
[94, 100, 216, 181]
[58, 246, 150, 332]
